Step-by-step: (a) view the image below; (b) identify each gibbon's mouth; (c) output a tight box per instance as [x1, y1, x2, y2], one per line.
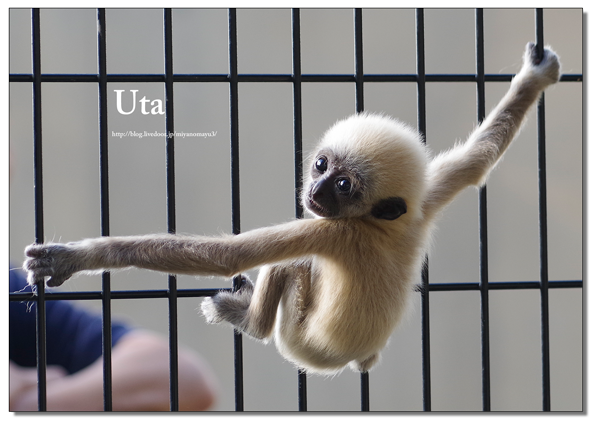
[306, 196, 332, 217]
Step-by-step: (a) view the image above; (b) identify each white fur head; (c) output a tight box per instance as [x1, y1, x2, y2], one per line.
[303, 112, 429, 222]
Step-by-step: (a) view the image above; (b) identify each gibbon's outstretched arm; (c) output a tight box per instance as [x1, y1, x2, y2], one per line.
[23, 219, 335, 287]
[422, 43, 560, 219]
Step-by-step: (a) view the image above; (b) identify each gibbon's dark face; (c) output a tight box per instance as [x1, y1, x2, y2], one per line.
[304, 149, 365, 218]
[304, 148, 408, 221]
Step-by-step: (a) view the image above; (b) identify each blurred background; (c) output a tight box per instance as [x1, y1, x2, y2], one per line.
[9, 8, 582, 411]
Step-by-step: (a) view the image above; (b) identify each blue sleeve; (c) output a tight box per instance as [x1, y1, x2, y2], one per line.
[9, 268, 132, 374]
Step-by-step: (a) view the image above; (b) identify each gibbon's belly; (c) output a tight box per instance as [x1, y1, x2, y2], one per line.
[273, 310, 393, 373]
[273, 320, 365, 373]
[272, 253, 413, 373]
[273, 288, 402, 373]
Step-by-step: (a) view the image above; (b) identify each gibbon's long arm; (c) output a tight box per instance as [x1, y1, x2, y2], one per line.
[422, 44, 560, 218]
[23, 218, 334, 287]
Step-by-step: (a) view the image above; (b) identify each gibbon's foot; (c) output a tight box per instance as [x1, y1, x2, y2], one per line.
[23, 242, 79, 287]
[235, 274, 254, 293]
[350, 353, 380, 373]
[201, 275, 254, 327]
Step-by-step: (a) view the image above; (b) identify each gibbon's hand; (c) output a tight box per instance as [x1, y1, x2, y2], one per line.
[23, 242, 81, 287]
[519, 42, 561, 87]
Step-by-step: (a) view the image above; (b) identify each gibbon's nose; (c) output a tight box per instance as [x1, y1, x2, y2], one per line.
[312, 178, 326, 197]
[312, 177, 335, 202]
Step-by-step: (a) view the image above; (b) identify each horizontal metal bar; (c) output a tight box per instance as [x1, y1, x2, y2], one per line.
[9, 288, 224, 302]
[428, 280, 582, 292]
[9, 73, 583, 84]
[9, 280, 581, 302]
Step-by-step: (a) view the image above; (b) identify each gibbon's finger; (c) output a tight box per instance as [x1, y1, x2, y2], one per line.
[47, 275, 70, 287]
[24, 243, 49, 258]
[526, 41, 543, 64]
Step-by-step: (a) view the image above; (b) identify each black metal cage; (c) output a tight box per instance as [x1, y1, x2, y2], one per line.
[9, 7, 583, 412]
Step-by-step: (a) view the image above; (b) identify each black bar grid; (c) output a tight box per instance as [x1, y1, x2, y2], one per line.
[8, 72, 583, 84]
[475, 8, 492, 412]
[31, 7, 47, 412]
[535, 8, 552, 412]
[291, 8, 309, 412]
[227, 9, 245, 412]
[96, 7, 113, 411]
[8, 280, 583, 303]
[415, 8, 432, 413]
[9, 8, 582, 412]
[353, 8, 371, 412]
[163, 8, 180, 411]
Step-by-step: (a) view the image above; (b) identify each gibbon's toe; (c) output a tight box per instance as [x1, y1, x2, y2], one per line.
[200, 297, 222, 324]
[236, 274, 254, 293]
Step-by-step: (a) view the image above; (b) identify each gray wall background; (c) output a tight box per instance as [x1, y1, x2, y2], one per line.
[9, 8, 582, 411]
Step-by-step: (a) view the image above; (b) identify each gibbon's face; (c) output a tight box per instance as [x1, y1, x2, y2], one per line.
[303, 113, 429, 221]
[304, 148, 366, 218]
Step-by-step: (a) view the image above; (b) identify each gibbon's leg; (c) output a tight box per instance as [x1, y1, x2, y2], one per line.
[202, 264, 294, 340]
[423, 43, 561, 216]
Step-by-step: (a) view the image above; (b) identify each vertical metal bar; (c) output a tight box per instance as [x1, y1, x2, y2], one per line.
[353, 7, 370, 411]
[297, 369, 308, 412]
[292, 8, 308, 412]
[292, 8, 303, 222]
[228, 8, 244, 412]
[163, 8, 180, 411]
[31, 7, 47, 412]
[97, 7, 113, 411]
[475, 8, 491, 412]
[535, 8, 551, 412]
[354, 8, 364, 114]
[360, 373, 370, 411]
[416, 8, 432, 412]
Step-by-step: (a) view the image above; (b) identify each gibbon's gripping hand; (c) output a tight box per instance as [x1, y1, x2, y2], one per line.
[23, 243, 81, 287]
[517, 42, 561, 89]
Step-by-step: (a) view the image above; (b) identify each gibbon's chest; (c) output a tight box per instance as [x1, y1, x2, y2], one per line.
[309, 251, 411, 321]
[319, 222, 424, 293]
[311, 225, 422, 314]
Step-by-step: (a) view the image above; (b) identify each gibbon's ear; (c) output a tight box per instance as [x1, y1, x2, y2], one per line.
[371, 197, 407, 220]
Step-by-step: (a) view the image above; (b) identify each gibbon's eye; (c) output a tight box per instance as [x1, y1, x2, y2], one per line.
[336, 178, 351, 193]
[315, 157, 328, 172]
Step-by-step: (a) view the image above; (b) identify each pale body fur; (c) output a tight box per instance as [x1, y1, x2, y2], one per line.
[23, 44, 560, 374]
